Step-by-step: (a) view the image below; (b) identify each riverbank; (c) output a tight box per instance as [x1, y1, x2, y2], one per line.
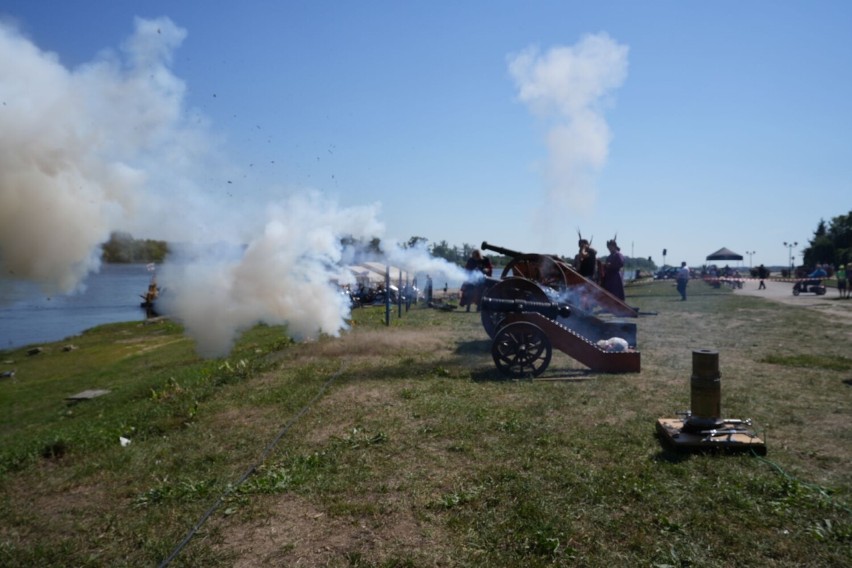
[1, 280, 849, 566]
[0, 264, 152, 350]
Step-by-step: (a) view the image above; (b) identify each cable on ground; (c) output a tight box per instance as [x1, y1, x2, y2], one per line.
[158, 365, 345, 568]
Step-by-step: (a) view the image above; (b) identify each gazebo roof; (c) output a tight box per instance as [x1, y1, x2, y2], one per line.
[706, 247, 743, 261]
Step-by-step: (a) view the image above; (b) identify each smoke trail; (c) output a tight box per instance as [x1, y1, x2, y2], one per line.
[0, 16, 468, 356]
[158, 201, 471, 358]
[507, 33, 628, 216]
[0, 21, 135, 292]
[0, 17, 219, 293]
[158, 193, 386, 357]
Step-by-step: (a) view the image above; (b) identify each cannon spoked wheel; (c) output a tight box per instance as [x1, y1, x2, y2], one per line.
[501, 254, 570, 290]
[480, 277, 550, 339]
[491, 322, 552, 378]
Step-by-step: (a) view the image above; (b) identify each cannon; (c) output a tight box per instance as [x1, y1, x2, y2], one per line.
[479, 242, 637, 341]
[481, 295, 640, 377]
[481, 241, 572, 289]
[478, 242, 641, 377]
[481, 241, 637, 319]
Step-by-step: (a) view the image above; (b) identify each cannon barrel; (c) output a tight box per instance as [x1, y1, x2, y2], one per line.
[480, 297, 571, 319]
[482, 241, 561, 260]
[481, 241, 524, 257]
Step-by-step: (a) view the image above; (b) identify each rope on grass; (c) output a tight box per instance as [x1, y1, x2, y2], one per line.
[158, 365, 346, 568]
[751, 448, 852, 516]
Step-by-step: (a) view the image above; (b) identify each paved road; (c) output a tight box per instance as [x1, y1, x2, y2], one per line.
[728, 278, 850, 318]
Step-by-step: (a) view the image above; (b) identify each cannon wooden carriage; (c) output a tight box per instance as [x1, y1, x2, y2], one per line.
[478, 242, 640, 377]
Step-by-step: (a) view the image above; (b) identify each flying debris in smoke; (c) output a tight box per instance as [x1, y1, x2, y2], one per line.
[507, 33, 628, 218]
[0, 17, 467, 357]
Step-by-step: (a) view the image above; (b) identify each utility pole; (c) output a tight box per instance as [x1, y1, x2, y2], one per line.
[783, 242, 797, 276]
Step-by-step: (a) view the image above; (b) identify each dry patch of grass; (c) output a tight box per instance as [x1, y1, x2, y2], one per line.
[218, 492, 453, 567]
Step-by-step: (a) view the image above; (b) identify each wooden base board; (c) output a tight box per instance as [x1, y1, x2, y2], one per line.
[656, 417, 766, 455]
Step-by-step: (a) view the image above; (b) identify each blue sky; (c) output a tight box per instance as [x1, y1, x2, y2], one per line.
[2, 0, 850, 269]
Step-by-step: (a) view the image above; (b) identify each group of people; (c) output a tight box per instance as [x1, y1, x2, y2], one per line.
[457, 240, 852, 309]
[577, 237, 696, 301]
[573, 237, 627, 301]
[457, 237, 629, 313]
[801, 263, 851, 298]
[827, 263, 851, 298]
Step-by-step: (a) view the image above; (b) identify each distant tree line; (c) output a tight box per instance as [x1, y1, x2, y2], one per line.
[801, 210, 851, 268]
[101, 210, 852, 274]
[400, 236, 657, 272]
[101, 232, 169, 264]
[99, 230, 667, 271]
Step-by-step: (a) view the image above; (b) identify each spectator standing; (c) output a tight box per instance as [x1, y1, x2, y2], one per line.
[574, 238, 597, 279]
[460, 250, 493, 312]
[601, 239, 626, 301]
[757, 264, 768, 290]
[837, 264, 848, 299]
[676, 262, 690, 301]
[847, 263, 852, 299]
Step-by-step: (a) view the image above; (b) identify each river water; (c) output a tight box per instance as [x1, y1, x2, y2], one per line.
[0, 264, 153, 351]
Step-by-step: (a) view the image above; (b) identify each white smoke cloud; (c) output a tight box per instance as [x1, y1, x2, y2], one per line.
[0, 22, 134, 292]
[0, 17, 217, 293]
[0, 16, 467, 356]
[157, 196, 472, 358]
[159, 193, 387, 357]
[508, 33, 628, 214]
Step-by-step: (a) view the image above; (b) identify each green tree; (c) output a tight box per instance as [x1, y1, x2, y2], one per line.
[401, 236, 428, 249]
[429, 240, 455, 263]
[340, 236, 384, 256]
[802, 210, 852, 267]
[100, 232, 133, 263]
[101, 232, 169, 264]
[827, 210, 852, 264]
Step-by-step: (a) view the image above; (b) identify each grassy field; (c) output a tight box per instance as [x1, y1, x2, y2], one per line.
[1, 280, 850, 567]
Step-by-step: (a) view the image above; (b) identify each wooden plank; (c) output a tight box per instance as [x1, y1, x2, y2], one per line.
[507, 313, 641, 373]
[656, 418, 766, 455]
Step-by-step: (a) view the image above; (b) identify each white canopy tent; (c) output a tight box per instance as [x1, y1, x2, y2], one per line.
[346, 263, 412, 287]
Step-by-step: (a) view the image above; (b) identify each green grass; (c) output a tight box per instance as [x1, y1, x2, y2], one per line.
[1, 281, 850, 566]
[762, 353, 852, 372]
